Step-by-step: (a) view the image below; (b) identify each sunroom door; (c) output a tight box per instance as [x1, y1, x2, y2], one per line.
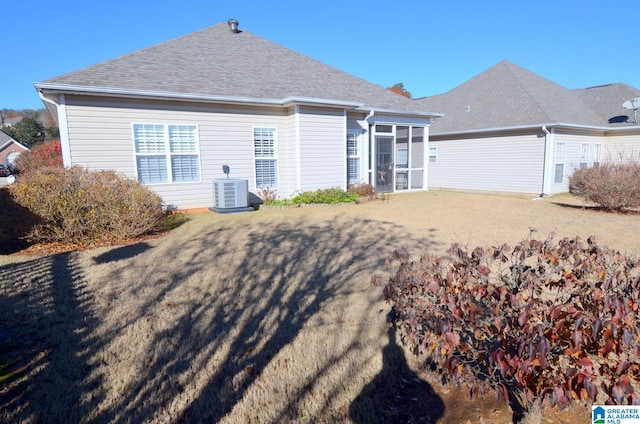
[375, 136, 394, 193]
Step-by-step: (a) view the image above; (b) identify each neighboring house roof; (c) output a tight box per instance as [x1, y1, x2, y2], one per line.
[1, 116, 23, 127]
[415, 60, 638, 135]
[36, 21, 437, 117]
[0, 130, 29, 151]
[574, 83, 640, 124]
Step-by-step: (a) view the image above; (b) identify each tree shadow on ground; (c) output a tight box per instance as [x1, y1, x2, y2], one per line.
[0, 188, 40, 254]
[350, 312, 445, 423]
[0, 253, 105, 422]
[0, 214, 442, 423]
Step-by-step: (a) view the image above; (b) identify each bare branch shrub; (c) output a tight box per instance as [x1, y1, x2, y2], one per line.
[570, 155, 640, 211]
[8, 166, 166, 244]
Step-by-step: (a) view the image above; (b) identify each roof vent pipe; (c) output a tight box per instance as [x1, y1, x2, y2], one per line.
[228, 19, 240, 33]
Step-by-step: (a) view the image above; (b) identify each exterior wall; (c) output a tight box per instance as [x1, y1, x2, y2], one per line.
[297, 106, 346, 192]
[428, 132, 545, 194]
[604, 133, 640, 162]
[550, 130, 606, 194]
[0, 141, 29, 169]
[63, 96, 290, 209]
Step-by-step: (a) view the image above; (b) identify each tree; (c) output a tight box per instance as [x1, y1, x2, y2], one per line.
[3, 112, 45, 147]
[387, 83, 412, 99]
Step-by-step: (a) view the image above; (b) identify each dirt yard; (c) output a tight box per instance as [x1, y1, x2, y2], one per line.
[1, 190, 638, 423]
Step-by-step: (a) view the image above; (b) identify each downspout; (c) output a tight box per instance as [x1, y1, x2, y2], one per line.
[38, 91, 72, 168]
[294, 105, 302, 192]
[363, 111, 375, 185]
[540, 125, 552, 197]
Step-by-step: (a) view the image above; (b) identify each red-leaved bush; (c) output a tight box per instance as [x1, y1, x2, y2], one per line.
[374, 233, 640, 413]
[13, 139, 63, 174]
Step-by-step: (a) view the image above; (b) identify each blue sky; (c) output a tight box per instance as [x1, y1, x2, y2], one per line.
[3, 0, 639, 110]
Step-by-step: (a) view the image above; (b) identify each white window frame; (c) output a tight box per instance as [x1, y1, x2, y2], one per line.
[347, 132, 361, 184]
[579, 143, 589, 169]
[133, 123, 201, 185]
[554, 142, 566, 184]
[253, 127, 278, 189]
[593, 143, 602, 167]
[429, 146, 437, 164]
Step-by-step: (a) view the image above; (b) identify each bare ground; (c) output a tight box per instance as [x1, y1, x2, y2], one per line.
[1, 190, 638, 423]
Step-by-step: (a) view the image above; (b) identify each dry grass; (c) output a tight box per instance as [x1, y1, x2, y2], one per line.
[2, 190, 639, 423]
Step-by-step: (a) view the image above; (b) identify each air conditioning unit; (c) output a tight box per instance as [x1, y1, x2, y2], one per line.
[211, 179, 252, 213]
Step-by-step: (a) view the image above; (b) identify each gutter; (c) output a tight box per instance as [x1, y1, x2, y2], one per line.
[431, 121, 640, 137]
[34, 83, 444, 118]
[34, 82, 362, 110]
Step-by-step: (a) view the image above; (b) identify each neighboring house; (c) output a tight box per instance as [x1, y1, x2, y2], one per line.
[415, 60, 640, 196]
[0, 130, 29, 171]
[34, 20, 442, 210]
[0, 116, 23, 128]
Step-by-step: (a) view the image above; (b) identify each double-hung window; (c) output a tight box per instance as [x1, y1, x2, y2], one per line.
[134, 123, 200, 184]
[580, 143, 589, 169]
[347, 133, 360, 184]
[254, 127, 278, 188]
[593, 143, 602, 167]
[554, 142, 566, 184]
[429, 147, 437, 163]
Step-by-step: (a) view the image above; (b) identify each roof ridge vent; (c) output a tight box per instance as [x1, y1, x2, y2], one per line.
[228, 19, 241, 33]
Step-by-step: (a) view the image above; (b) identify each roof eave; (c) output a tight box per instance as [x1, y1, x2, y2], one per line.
[431, 121, 640, 136]
[35, 83, 370, 110]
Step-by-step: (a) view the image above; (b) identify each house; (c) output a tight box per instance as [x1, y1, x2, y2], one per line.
[415, 60, 640, 196]
[34, 20, 442, 210]
[0, 131, 29, 171]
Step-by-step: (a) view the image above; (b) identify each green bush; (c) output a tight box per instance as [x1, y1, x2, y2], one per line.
[8, 166, 166, 244]
[375, 233, 640, 413]
[570, 161, 640, 211]
[291, 187, 358, 204]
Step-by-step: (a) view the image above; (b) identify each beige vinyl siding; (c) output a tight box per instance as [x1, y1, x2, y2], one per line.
[428, 133, 544, 194]
[605, 133, 640, 162]
[64, 96, 287, 209]
[298, 106, 346, 192]
[550, 131, 607, 194]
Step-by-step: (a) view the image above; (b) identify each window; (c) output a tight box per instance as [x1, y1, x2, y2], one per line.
[429, 147, 437, 163]
[554, 142, 566, 184]
[134, 123, 200, 184]
[347, 133, 360, 184]
[593, 143, 602, 167]
[580, 143, 589, 169]
[254, 127, 278, 188]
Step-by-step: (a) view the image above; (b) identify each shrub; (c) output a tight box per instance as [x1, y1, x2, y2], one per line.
[12, 139, 63, 174]
[374, 233, 640, 413]
[570, 161, 640, 211]
[258, 187, 278, 204]
[291, 187, 358, 205]
[347, 183, 377, 199]
[8, 166, 166, 244]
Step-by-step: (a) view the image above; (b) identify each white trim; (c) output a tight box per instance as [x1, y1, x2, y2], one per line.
[343, 110, 348, 188]
[132, 122, 202, 185]
[294, 106, 301, 192]
[252, 126, 279, 189]
[542, 126, 554, 195]
[58, 95, 72, 167]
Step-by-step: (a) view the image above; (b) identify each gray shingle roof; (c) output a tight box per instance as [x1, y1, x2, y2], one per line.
[415, 60, 637, 135]
[39, 21, 431, 116]
[574, 83, 640, 124]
